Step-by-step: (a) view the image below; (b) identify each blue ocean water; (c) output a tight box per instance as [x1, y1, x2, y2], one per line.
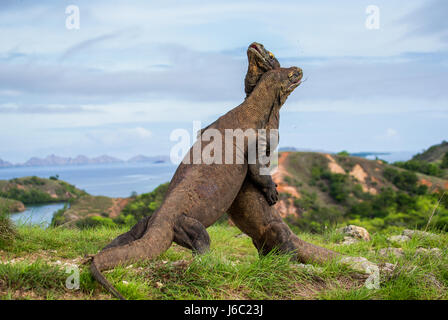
[0, 162, 177, 197]
[1, 162, 177, 226]
[9, 203, 67, 228]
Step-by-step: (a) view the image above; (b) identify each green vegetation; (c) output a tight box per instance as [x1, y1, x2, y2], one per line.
[115, 183, 169, 226]
[0, 187, 55, 204]
[0, 197, 25, 214]
[0, 176, 85, 205]
[51, 196, 114, 227]
[337, 151, 350, 157]
[442, 152, 448, 169]
[397, 141, 448, 178]
[394, 160, 443, 177]
[413, 140, 448, 163]
[283, 153, 448, 233]
[0, 224, 447, 300]
[0, 205, 16, 247]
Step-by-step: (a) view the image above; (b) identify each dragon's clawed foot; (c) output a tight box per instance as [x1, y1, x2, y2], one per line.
[263, 183, 278, 205]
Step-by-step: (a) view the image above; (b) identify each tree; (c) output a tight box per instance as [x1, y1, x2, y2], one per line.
[337, 150, 350, 157]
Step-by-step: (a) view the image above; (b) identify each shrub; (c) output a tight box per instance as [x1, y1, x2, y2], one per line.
[0, 206, 16, 247]
[394, 160, 442, 177]
[75, 216, 115, 229]
[0, 187, 54, 204]
[50, 205, 68, 227]
[441, 152, 448, 169]
[121, 183, 169, 221]
[383, 167, 426, 194]
[337, 151, 350, 157]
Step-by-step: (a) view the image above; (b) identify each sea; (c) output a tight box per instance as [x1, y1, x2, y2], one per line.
[1, 162, 177, 227]
[1, 151, 415, 227]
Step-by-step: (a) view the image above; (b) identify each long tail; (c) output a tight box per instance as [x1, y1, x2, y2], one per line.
[90, 218, 174, 299]
[90, 258, 126, 300]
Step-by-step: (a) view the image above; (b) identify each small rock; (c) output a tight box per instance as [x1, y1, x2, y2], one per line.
[338, 225, 371, 241]
[156, 281, 164, 288]
[387, 235, 410, 243]
[235, 233, 249, 238]
[415, 247, 442, 258]
[378, 247, 404, 258]
[126, 264, 134, 269]
[341, 236, 359, 245]
[379, 262, 396, 275]
[122, 281, 129, 285]
[339, 256, 379, 275]
[171, 260, 188, 267]
[162, 260, 168, 264]
[293, 263, 323, 273]
[403, 229, 439, 240]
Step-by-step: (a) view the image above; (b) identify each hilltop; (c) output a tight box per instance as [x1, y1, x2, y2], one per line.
[413, 141, 448, 163]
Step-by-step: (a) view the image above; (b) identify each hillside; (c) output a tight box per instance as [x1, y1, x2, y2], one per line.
[0, 176, 86, 206]
[270, 152, 448, 232]
[0, 197, 25, 213]
[413, 141, 448, 163]
[51, 195, 131, 228]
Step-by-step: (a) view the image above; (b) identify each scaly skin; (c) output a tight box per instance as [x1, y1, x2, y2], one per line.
[228, 42, 340, 263]
[90, 66, 303, 299]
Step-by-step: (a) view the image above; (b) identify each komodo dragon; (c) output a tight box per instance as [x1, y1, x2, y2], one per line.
[90, 66, 303, 299]
[228, 44, 383, 272]
[224, 42, 340, 263]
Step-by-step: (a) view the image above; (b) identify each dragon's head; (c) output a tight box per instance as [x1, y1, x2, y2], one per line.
[245, 42, 280, 96]
[265, 66, 303, 107]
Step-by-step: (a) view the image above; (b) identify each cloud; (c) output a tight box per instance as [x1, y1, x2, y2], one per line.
[399, 0, 448, 43]
[60, 32, 120, 61]
[0, 103, 97, 114]
[0, 44, 246, 102]
[84, 126, 152, 147]
[0, 0, 446, 159]
[386, 128, 398, 137]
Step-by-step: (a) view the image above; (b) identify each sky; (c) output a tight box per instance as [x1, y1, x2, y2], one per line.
[0, 0, 447, 163]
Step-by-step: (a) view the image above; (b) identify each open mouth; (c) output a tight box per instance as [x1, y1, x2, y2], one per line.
[288, 74, 303, 90]
[248, 43, 274, 69]
[250, 43, 261, 53]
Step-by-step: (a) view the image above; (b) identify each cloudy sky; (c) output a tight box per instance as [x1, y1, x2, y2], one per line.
[0, 0, 447, 163]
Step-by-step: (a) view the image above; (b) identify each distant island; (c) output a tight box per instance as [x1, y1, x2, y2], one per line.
[278, 147, 391, 159]
[0, 154, 171, 168]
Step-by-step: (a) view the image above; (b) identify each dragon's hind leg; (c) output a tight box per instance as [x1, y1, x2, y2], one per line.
[102, 216, 151, 250]
[173, 214, 210, 254]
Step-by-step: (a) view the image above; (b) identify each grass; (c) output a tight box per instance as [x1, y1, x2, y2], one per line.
[0, 223, 447, 300]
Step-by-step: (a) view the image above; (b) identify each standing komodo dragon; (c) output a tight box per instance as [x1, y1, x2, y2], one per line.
[228, 43, 384, 277]
[90, 66, 303, 299]
[228, 42, 340, 263]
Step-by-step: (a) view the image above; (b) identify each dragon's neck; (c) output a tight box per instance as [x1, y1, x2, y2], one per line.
[239, 79, 279, 128]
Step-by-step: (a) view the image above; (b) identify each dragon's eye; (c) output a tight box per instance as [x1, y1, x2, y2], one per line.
[269, 52, 274, 58]
[288, 71, 294, 78]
